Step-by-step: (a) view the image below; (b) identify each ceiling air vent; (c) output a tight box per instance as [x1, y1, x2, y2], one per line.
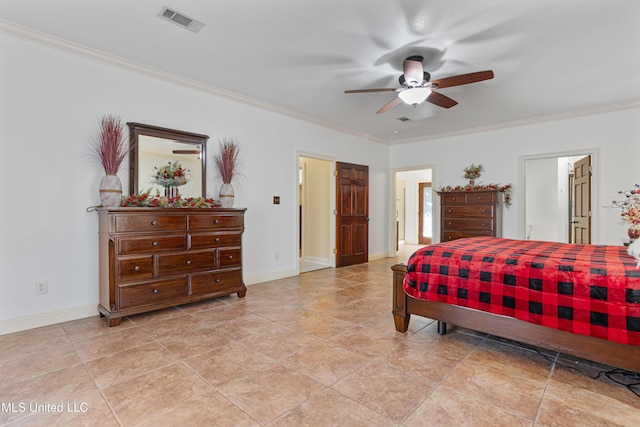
[396, 117, 411, 122]
[158, 7, 206, 33]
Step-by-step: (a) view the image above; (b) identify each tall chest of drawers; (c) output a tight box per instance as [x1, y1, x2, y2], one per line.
[97, 207, 246, 326]
[438, 190, 502, 242]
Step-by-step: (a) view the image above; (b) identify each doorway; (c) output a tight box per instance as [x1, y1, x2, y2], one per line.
[299, 156, 333, 272]
[523, 152, 594, 243]
[418, 182, 433, 245]
[394, 168, 434, 250]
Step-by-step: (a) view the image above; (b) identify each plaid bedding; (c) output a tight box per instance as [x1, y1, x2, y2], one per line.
[404, 237, 640, 346]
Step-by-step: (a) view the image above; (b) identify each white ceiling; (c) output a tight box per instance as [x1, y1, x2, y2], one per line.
[2, 1, 639, 145]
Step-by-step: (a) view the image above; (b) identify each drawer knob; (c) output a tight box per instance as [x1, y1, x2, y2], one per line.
[215, 237, 221, 242]
[447, 222, 452, 226]
[228, 255, 233, 260]
[152, 241, 159, 247]
[186, 260, 192, 265]
[152, 289, 159, 294]
[452, 197, 457, 201]
[482, 223, 486, 226]
[448, 209, 452, 213]
[215, 278, 221, 283]
[151, 220, 158, 226]
[134, 266, 140, 272]
[214, 219, 220, 224]
[482, 209, 486, 213]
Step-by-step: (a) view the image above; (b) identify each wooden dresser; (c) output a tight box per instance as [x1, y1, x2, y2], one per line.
[438, 190, 502, 242]
[97, 207, 246, 326]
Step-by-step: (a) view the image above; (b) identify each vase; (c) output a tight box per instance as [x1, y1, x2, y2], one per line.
[629, 228, 640, 241]
[469, 179, 475, 187]
[164, 186, 179, 199]
[99, 174, 122, 207]
[219, 183, 235, 208]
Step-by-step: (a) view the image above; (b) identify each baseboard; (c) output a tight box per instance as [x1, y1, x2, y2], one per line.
[368, 251, 390, 261]
[245, 268, 297, 285]
[0, 305, 98, 336]
[303, 256, 331, 265]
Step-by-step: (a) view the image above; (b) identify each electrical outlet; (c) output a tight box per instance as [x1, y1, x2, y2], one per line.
[35, 281, 48, 295]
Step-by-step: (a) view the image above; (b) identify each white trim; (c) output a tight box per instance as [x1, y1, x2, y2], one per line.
[303, 256, 331, 265]
[0, 305, 98, 336]
[368, 251, 390, 261]
[390, 102, 640, 145]
[0, 19, 387, 145]
[245, 269, 297, 286]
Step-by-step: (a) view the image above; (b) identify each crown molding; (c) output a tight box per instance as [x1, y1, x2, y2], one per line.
[391, 100, 640, 145]
[0, 19, 388, 145]
[3, 18, 636, 148]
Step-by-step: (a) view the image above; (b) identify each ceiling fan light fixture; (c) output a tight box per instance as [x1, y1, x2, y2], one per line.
[398, 87, 431, 105]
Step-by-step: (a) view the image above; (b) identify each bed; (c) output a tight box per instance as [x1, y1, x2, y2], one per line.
[391, 237, 640, 373]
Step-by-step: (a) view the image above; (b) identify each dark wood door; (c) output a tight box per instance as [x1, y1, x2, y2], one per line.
[572, 156, 591, 244]
[336, 162, 369, 267]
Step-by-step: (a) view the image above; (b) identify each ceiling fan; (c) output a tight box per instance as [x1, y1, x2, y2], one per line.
[344, 55, 494, 114]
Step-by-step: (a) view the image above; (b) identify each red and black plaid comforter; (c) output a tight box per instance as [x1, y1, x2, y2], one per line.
[404, 237, 640, 346]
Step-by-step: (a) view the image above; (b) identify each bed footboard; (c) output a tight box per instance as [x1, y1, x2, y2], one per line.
[391, 263, 640, 373]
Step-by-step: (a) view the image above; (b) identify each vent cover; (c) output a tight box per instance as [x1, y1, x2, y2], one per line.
[158, 7, 205, 33]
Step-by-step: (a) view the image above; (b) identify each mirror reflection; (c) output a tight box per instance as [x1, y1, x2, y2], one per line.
[128, 123, 208, 198]
[139, 136, 203, 198]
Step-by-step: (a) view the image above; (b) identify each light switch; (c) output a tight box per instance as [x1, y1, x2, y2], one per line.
[273, 196, 280, 204]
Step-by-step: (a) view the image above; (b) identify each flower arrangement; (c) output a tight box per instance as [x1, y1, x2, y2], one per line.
[440, 183, 513, 206]
[607, 184, 640, 231]
[214, 138, 240, 184]
[464, 164, 484, 180]
[91, 114, 127, 175]
[121, 190, 220, 208]
[152, 161, 190, 188]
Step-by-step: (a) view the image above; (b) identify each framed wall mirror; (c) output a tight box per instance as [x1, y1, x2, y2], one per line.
[128, 123, 209, 198]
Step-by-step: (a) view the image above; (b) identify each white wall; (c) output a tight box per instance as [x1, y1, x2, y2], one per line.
[391, 106, 640, 245]
[0, 32, 390, 332]
[525, 157, 559, 241]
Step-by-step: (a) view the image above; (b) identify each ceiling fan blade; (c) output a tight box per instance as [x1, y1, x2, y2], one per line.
[376, 96, 403, 114]
[430, 70, 494, 89]
[426, 91, 458, 109]
[344, 88, 398, 93]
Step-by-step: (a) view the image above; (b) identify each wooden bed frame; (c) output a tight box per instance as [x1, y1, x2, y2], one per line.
[391, 264, 640, 373]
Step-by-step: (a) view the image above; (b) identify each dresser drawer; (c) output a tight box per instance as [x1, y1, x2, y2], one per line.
[440, 193, 467, 204]
[117, 256, 154, 282]
[189, 214, 243, 231]
[191, 269, 243, 296]
[219, 248, 242, 268]
[115, 214, 187, 232]
[117, 235, 187, 255]
[190, 232, 242, 249]
[442, 218, 494, 232]
[465, 192, 497, 204]
[157, 250, 216, 276]
[118, 278, 188, 309]
[442, 231, 494, 241]
[442, 205, 494, 218]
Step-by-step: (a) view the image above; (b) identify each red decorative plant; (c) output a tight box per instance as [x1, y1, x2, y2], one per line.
[213, 138, 240, 184]
[93, 114, 127, 174]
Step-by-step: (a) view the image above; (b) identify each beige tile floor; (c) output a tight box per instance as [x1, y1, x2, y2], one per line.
[1, 245, 639, 426]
